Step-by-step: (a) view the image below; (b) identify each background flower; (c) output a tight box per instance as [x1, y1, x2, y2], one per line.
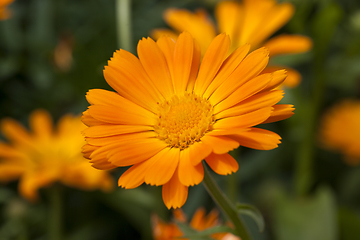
[152, 208, 240, 240]
[151, 0, 312, 88]
[0, 109, 114, 201]
[319, 99, 360, 165]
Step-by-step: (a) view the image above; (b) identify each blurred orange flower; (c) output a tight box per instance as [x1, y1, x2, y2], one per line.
[0, 0, 14, 20]
[152, 208, 240, 240]
[319, 100, 360, 165]
[82, 32, 294, 209]
[0, 109, 114, 201]
[151, 0, 312, 88]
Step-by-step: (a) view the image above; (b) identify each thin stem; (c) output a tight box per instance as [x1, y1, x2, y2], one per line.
[202, 163, 252, 240]
[48, 184, 62, 240]
[116, 0, 133, 52]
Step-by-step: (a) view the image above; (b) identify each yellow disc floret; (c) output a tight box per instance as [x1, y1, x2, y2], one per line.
[155, 93, 215, 150]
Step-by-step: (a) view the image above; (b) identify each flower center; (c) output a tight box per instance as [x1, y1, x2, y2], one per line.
[154, 93, 214, 150]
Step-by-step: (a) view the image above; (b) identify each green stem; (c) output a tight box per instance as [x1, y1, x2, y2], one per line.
[202, 163, 252, 240]
[227, 149, 241, 203]
[116, 0, 133, 52]
[48, 184, 62, 240]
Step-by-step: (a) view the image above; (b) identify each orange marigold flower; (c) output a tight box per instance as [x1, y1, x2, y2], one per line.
[0, 109, 114, 201]
[151, 0, 312, 88]
[152, 208, 240, 240]
[0, 0, 14, 20]
[82, 32, 294, 209]
[319, 100, 360, 166]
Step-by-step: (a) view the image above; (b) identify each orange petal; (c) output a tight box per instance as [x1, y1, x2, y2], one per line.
[216, 90, 284, 119]
[259, 69, 288, 91]
[263, 104, 295, 123]
[188, 141, 212, 166]
[145, 148, 180, 186]
[162, 168, 188, 209]
[264, 34, 312, 56]
[118, 158, 157, 189]
[201, 135, 239, 155]
[29, 109, 53, 139]
[108, 138, 167, 167]
[214, 72, 272, 113]
[104, 50, 163, 112]
[214, 107, 273, 130]
[203, 44, 250, 99]
[172, 32, 195, 94]
[137, 37, 174, 98]
[156, 35, 175, 87]
[190, 208, 206, 229]
[87, 104, 154, 126]
[215, 0, 243, 48]
[178, 148, 204, 186]
[205, 153, 239, 175]
[151, 29, 178, 41]
[193, 33, 230, 96]
[0, 163, 24, 182]
[163, 8, 216, 54]
[85, 131, 156, 146]
[83, 124, 152, 138]
[0, 118, 32, 146]
[230, 128, 281, 150]
[209, 47, 269, 105]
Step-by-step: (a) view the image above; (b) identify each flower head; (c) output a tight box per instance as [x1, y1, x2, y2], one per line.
[151, 0, 312, 88]
[0, 0, 14, 20]
[0, 109, 114, 201]
[319, 100, 360, 165]
[82, 32, 294, 209]
[152, 208, 240, 240]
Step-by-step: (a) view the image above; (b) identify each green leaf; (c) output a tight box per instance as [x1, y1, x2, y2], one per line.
[235, 203, 265, 233]
[273, 186, 337, 240]
[176, 221, 236, 240]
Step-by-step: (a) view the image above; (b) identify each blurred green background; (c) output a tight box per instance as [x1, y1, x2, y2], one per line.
[1, 0, 360, 239]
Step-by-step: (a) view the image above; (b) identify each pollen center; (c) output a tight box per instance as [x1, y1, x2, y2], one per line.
[154, 93, 214, 150]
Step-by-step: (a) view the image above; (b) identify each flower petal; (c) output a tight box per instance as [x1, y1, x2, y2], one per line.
[201, 135, 239, 155]
[163, 8, 216, 53]
[83, 125, 152, 138]
[188, 141, 213, 166]
[118, 158, 156, 189]
[263, 104, 295, 123]
[108, 138, 168, 167]
[214, 72, 272, 114]
[193, 33, 230, 96]
[29, 109, 53, 139]
[178, 148, 204, 186]
[203, 44, 250, 99]
[162, 168, 188, 209]
[209, 47, 269, 105]
[264, 34, 312, 56]
[145, 147, 180, 186]
[104, 50, 163, 112]
[172, 32, 195, 94]
[214, 107, 273, 130]
[205, 153, 239, 175]
[230, 128, 281, 150]
[216, 90, 284, 119]
[137, 37, 174, 98]
[86, 104, 154, 126]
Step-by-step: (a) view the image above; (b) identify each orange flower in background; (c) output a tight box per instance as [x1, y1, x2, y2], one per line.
[0, 0, 14, 20]
[319, 100, 360, 166]
[151, 0, 312, 88]
[0, 110, 114, 201]
[82, 32, 294, 209]
[152, 208, 240, 240]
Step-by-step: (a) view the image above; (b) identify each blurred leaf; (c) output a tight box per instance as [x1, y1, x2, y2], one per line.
[273, 186, 338, 240]
[176, 221, 235, 240]
[338, 207, 360, 240]
[311, 2, 343, 55]
[236, 203, 265, 232]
